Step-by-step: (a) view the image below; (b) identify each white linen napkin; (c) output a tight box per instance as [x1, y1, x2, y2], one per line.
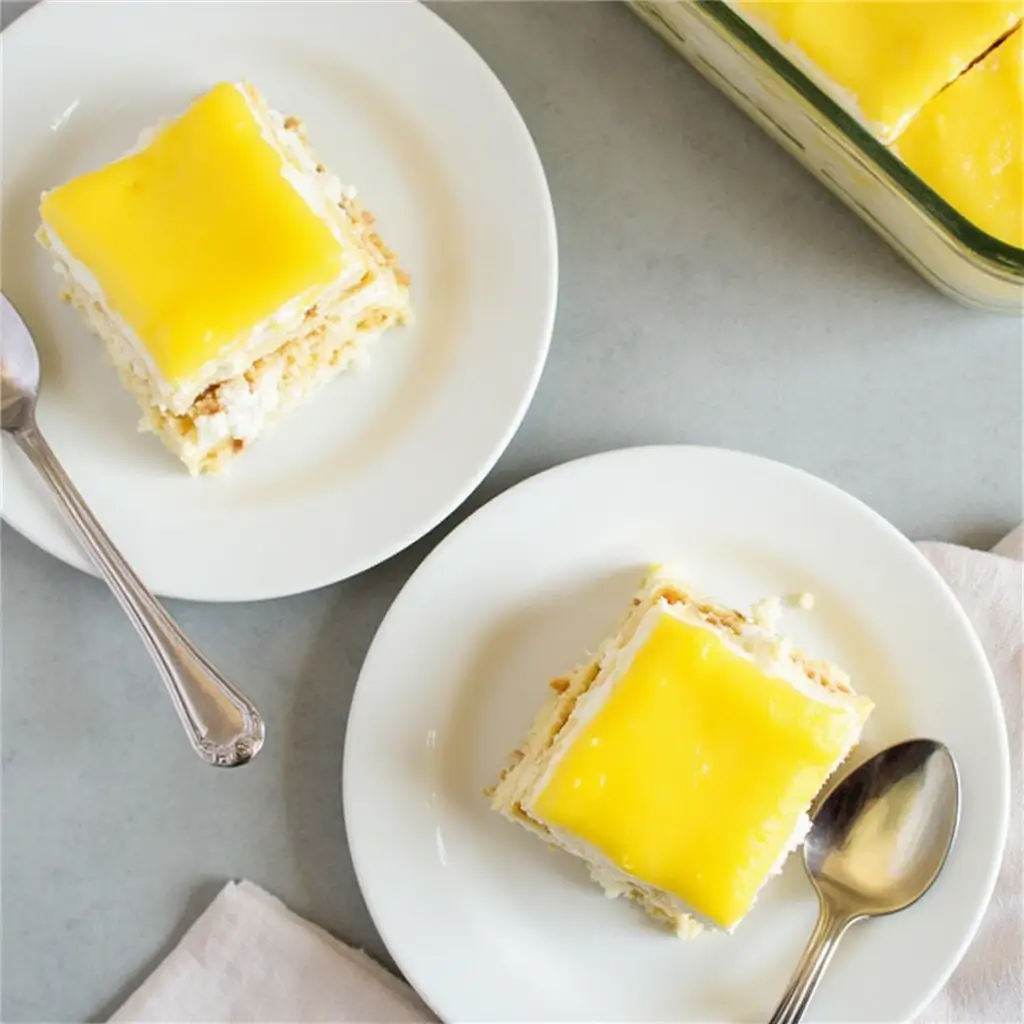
[110, 529, 1022, 1024]
[110, 880, 434, 1023]
[916, 525, 1022, 1024]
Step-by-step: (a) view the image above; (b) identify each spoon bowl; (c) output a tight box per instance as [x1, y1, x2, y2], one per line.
[1, 294, 41, 433]
[806, 739, 960, 917]
[770, 738, 960, 1023]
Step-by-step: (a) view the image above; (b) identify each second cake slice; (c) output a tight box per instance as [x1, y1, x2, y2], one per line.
[490, 568, 873, 936]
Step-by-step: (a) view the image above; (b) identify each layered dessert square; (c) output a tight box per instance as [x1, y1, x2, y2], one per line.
[736, 1, 1022, 142]
[896, 27, 1022, 248]
[490, 568, 873, 936]
[37, 81, 411, 474]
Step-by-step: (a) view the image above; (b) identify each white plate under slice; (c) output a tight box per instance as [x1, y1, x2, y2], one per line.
[0, 0, 556, 601]
[343, 445, 1009, 1023]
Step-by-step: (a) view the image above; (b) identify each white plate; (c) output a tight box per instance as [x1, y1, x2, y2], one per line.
[344, 446, 1009, 1023]
[0, 0, 556, 601]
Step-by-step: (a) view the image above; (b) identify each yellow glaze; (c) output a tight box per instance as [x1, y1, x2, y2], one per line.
[40, 82, 346, 384]
[738, 1, 1023, 140]
[533, 612, 860, 929]
[896, 28, 1023, 248]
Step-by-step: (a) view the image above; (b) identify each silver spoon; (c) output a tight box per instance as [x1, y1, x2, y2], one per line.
[768, 738, 960, 1023]
[1, 293, 264, 767]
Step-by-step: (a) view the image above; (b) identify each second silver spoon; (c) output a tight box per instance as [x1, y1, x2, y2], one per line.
[768, 738, 960, 1023]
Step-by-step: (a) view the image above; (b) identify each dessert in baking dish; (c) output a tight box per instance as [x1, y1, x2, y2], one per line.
[736, 0, 1022, 143]
[896, 26, 1023, 248]
[735, 1, 1022, 245]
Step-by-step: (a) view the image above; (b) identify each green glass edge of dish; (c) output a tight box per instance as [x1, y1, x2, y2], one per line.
[696, 0, 1024, 276]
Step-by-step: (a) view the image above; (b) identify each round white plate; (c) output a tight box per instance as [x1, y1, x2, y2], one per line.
[344, 446, 1009, 1023]
[0, 0, 556, 601]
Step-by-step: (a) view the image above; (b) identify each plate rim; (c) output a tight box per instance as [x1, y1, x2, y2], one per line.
[343, 443, 1011, 1023]
[0, 0, 559, 603]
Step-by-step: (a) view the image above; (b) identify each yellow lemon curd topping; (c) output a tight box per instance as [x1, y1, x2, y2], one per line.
[39, 82, 347, 385]
[739, 1, 1023, 140]
[532, 611, 860, 929]
[896, 28, 1023, 248]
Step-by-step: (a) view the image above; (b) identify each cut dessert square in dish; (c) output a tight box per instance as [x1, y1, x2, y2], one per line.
[36, 81, 412, 475]
[894, 26, 1022, 249]
[736, 1, 1023, 142]
[490, 568, 874, 937]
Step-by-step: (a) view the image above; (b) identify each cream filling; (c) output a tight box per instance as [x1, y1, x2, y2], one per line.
[37, 83, 382, 415]
[191, 362, 286, 453]
[520, 582, 867, 931]
[185, 323, 377, 459]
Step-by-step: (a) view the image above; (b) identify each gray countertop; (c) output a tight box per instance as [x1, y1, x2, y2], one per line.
[2, 2, 1021, 1021]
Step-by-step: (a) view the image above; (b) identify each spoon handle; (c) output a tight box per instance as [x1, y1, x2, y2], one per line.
[768, 898, 855, 1024]
[11, 421, 265, 767]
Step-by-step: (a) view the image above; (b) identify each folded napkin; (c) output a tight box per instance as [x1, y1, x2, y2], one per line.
[110, 880, 433, 1023]
[111, 530, 1022, 1024]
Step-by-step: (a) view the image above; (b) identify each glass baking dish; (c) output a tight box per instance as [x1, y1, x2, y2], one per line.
[628, 0, 1024, 314]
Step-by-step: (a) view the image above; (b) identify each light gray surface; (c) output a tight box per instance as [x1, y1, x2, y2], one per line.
[1, 2, 1021, 1022]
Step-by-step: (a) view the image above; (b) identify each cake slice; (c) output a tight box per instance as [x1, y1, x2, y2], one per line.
[490, 568, 873, 936]
[36, 81, 411, 474]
